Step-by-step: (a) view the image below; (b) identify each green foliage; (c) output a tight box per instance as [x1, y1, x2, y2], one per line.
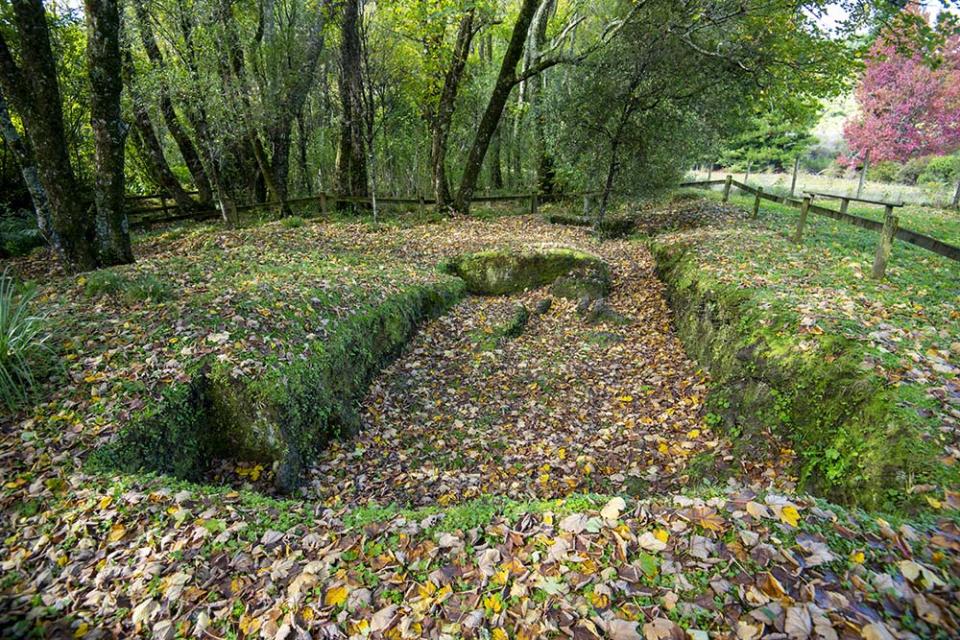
[918, 154, 960, 185]
[0, 270, 51, 410]
[0, 213, 44, 258]
[869, 160, 902, 184]
[896, 156, 933, 185]
[720, 106, 819, 171]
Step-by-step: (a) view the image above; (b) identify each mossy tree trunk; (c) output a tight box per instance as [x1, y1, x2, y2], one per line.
[0, 92, 52, 238]
[86, 0, 134, 266]
[334, 0, 368, 206]
[0, 0, 98, 272]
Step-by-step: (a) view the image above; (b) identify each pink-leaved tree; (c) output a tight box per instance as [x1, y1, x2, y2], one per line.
[843, 18, 960, 164]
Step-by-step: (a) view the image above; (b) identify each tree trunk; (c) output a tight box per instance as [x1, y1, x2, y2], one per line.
[527, 0, 556, 195]
[596, 96, 637, 233]
[454, 0, 539, 213]
[429, 9, 476, 210]
[489, 120, 504, 190]
[334, 0, 367, 203]
[133, 0, 213, 207]
[297, 111, 311, 195]
[85, 0, 133, 265]
[0, 91, 52, 238]
[127, 102, 201, 214]
[0, 0, 97, 272]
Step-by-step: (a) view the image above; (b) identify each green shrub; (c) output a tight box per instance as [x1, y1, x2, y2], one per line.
[280, 216, 305, 229]
[870, 160, 902, 184]
[0, 270, 50, 410]
[917, 154, 960, 185]
[896, 156, 932, 185]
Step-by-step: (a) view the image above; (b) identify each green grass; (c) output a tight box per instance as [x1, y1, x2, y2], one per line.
[0, 270, 50, 410]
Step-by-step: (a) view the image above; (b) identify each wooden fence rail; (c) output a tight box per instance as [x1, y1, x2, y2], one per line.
[124, 189, 605, 230]
[680, 177, 960, 271]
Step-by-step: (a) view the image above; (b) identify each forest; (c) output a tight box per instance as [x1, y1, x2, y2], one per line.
[1, 0, 960, 639]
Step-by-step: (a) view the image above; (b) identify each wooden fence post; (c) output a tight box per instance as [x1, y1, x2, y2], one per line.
[839, 198, 849, 215]
[857, 152, 869, 198]
[752, 187, 763, 219]
[706, 165, 713, 182]
[530, 193, 538, 215]
[871, 204, 898, 279]
[417, 192, 425, 216]
[789, 156, 799, 197]
[722, 175, 732, 203]
[793, 196, 811, 244]
[319, 191, 328, 217]
[953, 179, 960, 209]
[583, 195, 590, 216]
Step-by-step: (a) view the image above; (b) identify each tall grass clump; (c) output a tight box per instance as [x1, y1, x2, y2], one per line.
[0, 269, 50, 410]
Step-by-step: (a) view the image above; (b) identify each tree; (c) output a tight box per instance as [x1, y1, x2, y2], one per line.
[559, 0, 851, 229]
[0, 0, 98, 272]
[720, 106, 819, 171]
[131, 0, 214, 207]
[843, 15, 960, 164]
[85, 0, 133, 265]
[334, 0, 367, 202]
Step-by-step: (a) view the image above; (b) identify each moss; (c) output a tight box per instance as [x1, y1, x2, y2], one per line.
[92, 278, 465, 492]
[651, 242, 953, 512]
[445, 247, 610, 298]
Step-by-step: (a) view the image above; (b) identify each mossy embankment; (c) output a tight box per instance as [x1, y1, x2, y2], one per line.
[651, 242, 953, 512]
[93, 279, 464, 491]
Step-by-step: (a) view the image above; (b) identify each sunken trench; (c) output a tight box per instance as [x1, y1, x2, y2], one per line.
[93, 247, 614, 494]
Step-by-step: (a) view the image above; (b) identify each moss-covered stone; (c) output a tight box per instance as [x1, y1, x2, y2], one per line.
[651, 242, 951, 512]
[445, 247, 610, 298]
[92, 279, 465, 492]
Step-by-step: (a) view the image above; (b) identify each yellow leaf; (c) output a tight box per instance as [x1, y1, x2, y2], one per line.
[483, 593, 503, 613]
[492, 629, 509, 640]
[780, 506, 800, 527]
[107, 524, 126, 542]
[618, 395, 633, 403]
[588, 590, 609, 609]
[74, 622, 89, 638]
[658, 442, 669, 454]
[926, 496, 942, 509]
[324, 585, 349, 608]
[654, 529, 669, 543]
[98, 496, 113, 510]
[687, 429, 701, 439]
[849, 551, 865, 564]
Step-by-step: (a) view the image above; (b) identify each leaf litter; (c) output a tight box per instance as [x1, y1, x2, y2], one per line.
[0, 206, 958, 638]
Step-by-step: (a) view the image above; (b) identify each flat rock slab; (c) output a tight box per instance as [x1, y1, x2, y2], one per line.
[444, 246, 610, 298]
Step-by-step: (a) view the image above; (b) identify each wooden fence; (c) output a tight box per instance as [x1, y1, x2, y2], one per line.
[681, 176, 960, 276]
[123, 189, 604, 230]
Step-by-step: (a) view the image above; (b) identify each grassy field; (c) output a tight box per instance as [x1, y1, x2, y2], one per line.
[687, 168, 960, 209]
[687, 174, 960, 247]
